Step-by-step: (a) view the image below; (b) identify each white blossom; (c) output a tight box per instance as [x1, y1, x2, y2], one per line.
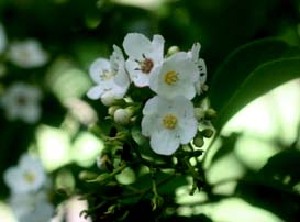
[0, 82, 42, 123]
[142, 96, 198, 155]
[9, 190, 54, 222]
[87, 45, 129, 103]
[8, 39, 48, 68]
[123, 33, 164, 87]
[3, 154, 47, 193]
[149, 52, 199, 100]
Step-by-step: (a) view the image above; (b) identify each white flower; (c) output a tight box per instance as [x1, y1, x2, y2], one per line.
[123, 33, 165, 87]
[188, 43, 207, 95]
[9, 190, 54, 222]
[19, 200, 54, 222]
[149, 52, 199, 100]
[87, 45, 129, 102]
[0, 82, 42, 123]
[8, 39, 48, 68]
[142, 96, 198, 155]
[3, 154, 47, 193]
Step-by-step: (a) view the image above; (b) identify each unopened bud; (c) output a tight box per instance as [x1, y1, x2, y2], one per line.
[204, 109, 216, 120]
[167, 46, 180, 57]
[113, 108, 133, 124]
[193, 136, 204, 147]
[108, 106, 119, 116]
[201, 84, 209, 92]
[201, 129, 214, 138]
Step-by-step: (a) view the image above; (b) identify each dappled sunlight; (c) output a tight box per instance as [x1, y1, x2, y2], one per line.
[0, 202, 16, 222]
[200, 198, 283, 222]
[207, 154, 245, 195]
[223, 78, 300, 144]
[235, 134, 278, 170]
[36, 125, 71, 171]
[215, 78, 300, 170]
[71, 132, 103, 167]
[36, 125, 103, 170]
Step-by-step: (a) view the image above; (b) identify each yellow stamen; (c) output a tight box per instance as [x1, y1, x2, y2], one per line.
[101, 69, 114, 80]
[163, 113, 177, 130]
[24, 171, 35, 183]
[164, 70, 178, 85]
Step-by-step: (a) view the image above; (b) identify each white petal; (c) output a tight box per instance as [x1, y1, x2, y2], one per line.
[21, 106, 41, 123]
[190, 43, 201, 63]
[151, 34, 165, 60]
[87, 86, 103, 100]
[142, 96, 160, 115]
[178, 117, 198, 144]
[141, 114, 157, 136]
[114, 66, 130, 89]
[151, 130, 180, 155]
[173, 97, 194, 117]
[123, 33, 151, 58]
[89, 58, 110, 83]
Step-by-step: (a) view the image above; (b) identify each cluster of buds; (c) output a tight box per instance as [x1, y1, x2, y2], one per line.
[87, 33, 211, 155]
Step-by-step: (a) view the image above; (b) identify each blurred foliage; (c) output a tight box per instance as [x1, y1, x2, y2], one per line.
[0, 0, 299, 221]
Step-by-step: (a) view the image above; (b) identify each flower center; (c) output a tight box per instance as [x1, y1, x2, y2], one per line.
[163, 113, 177, 130]
[100, 69, 114, 80]
[164, 70, 178, 85]
[24, 171, 35, 184]
[141, 58, 154, 74]
[16, 95, 27, 106]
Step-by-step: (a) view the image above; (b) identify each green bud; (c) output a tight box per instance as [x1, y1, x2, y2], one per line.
[201, 129, 214, 138]
[193, 136, 204, 147]
[108, 106, 119, 116]
[204, 108, 217, 120]
[167, 46, 180, 57]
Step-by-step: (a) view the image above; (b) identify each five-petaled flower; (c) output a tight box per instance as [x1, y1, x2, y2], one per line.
[8, 39, 48, 68]
[0, 82, 42, 123]
[149, 52, 199, 100]
[141, 96, 198, 155]
[87, 45, 129, 104]
[3, 154, 47, 194]
[123, 33, 165, 87]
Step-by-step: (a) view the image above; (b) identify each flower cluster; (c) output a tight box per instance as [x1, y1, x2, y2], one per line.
[87, 33, 207, 155]
[3, 154, 54, 222]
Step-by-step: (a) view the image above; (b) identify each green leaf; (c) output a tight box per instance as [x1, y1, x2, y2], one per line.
[209, 38, 288, 113]
[214, 57, 300, 130]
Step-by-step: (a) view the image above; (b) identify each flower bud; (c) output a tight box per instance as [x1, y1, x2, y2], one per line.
[113, 108, 133, 124]
[108, 106, 119, 116]
[167, 46, 180, 57]
[201, 129, 214, 138]
[193, 136, 204, 147]
[204, 108, 217, 120]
